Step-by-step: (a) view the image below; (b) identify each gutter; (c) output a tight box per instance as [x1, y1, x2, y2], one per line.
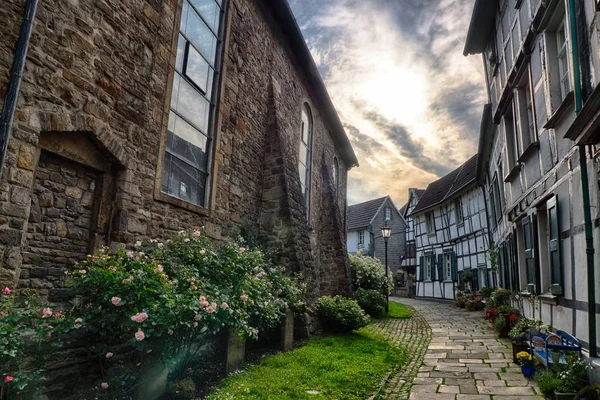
[0, 0, 38, 180]
[567, 0, 597, 358]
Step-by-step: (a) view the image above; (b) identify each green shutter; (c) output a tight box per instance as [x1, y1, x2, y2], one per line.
[547, 196, 563, 295]
[451, 252, 457, 282]
[437, 254, 444, 281]
[419, 256, 424, 282]
[484, 267, 490, 287]
[472, 268, 479, 291]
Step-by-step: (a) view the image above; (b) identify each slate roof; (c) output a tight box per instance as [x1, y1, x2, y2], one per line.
[347, 196, 387, 231]
[410, 155, 478, 215]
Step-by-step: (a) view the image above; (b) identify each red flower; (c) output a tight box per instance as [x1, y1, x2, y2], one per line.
[509, 313, 517, 321]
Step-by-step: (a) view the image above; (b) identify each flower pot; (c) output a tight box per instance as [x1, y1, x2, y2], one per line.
[497, 326, 510, 338]
[512, 338, 529, 364]
[521, 364, 535, 378]
[553, 392, 577, 400]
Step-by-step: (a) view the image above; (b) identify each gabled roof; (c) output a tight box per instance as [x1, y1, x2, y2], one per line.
[410, 155, 478, 215]
[463, 0, 499, 56]
[347, 196, 387, 231]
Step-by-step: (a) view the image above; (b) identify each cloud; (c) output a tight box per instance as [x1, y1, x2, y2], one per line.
[289, 0, 486, 206]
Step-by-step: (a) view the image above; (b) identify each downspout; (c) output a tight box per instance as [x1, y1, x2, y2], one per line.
[0, 0, 38, 181]
[567, 0, 597, 358]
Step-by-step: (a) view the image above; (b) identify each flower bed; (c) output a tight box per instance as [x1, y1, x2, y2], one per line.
[1, 229, 306, 399]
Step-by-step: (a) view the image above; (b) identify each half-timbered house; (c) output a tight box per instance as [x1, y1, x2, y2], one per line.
[411, 155, 492, 299]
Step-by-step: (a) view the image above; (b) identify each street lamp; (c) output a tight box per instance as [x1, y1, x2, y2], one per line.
[381, 223, 392, 312]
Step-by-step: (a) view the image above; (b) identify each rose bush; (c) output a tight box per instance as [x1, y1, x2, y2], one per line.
[348, 254, 391, 293]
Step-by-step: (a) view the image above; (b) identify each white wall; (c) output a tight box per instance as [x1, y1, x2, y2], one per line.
[347, 229, 371, 253]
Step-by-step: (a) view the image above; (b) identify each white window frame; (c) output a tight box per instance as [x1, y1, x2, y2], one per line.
[298, 104, 313, 222]
[444, 252, 452, 281]
[556, 20, 571, 101]
[454, 199, 464, 225]
[358, 230, 365, 246]
[385, 207, 391, 221]
[426, 212, 435, 235]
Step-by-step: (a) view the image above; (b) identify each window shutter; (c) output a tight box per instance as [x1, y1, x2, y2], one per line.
[547, 196, 563, 295]
[522, 216, 535, 290]
[437, 254, 444, 281]
[419, 256, 424, 282]
[484, 267, 490, 287]
[472, 269, 479, 291]
[451, 252, 457, 282]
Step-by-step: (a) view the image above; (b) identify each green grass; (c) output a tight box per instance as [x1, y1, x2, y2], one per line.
[384, 301, 412, 319]
[206, 329, 406, 400]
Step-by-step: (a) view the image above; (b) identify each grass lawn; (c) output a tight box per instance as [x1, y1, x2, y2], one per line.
[385, 301, 412, 319]
[205, 329, 405, 400]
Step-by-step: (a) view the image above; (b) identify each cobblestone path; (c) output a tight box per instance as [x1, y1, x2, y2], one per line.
[383, 298, 543, 400]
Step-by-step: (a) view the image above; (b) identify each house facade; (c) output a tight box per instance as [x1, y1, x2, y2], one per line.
[0, 0, 357, 314]
[347, 196, 406, 273]
[412, 155, 492, 300]
[399, 188, 424, 276]
[465, 0, 600, 355]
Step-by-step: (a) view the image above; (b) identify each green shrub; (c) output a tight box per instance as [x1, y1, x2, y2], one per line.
[536, 370, 562, 397]
[493, 316, 507, 333]
[348, 254, 390, 293]
[316, 296, 369, 333]
[170, 378, 197, 399]
[479, 286, 493, 299]
[354, 288, 386, 318]
[489, 288, 511, 307]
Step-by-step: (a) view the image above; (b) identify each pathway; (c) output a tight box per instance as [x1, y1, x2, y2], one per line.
[378, 297, 543, 400]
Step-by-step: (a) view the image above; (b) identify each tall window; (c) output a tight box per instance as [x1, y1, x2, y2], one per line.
[522, 216, 537, 292]
[503, 107, 517, 173]
[358, 231, 364, 246]
[556, 20, 571, 101]
[454, 199, 463, 225]
[333, 157, 339, 193]
[385, 207, 391, 221]
[515, 72, 536, 154]
[161, 0, 225, 207]
[426, 212, 435, 235]
[547, 197, 562, 294]
[425, 255, 432, 281]
[298, 104, 313, 221]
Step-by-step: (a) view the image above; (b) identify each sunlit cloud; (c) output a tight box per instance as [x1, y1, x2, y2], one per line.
[290, 0, 486, 206]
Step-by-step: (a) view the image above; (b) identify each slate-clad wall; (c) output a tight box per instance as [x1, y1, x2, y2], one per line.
[371, 198, 406, 273]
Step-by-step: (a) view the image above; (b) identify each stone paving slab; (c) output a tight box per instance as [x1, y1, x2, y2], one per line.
[380, 297, 544, 400]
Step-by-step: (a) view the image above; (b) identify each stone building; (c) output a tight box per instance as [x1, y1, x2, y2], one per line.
[346, 195, 406, 273]
[464, 0, 600, 356]
[399, 188, 424, 276]
[411, 155, 492, 300]
[0, 0, 358, 308]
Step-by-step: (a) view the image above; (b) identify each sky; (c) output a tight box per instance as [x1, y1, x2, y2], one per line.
[289, 0, 487, 207]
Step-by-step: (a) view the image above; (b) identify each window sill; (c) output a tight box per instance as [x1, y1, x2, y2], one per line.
[539, 293, 559, 305]
[154, 190, 211, 217]
[503, 164, 521, 183]
[543, 91, 574, 129]
[516, 141, 540, 163]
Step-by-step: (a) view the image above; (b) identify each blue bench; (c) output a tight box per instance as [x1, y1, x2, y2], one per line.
[528, 330, 582, 370]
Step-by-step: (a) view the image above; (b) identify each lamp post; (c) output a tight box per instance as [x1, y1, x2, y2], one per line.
[381, 223, 392, 312]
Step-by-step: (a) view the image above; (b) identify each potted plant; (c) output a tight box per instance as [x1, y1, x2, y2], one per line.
[484, 306, 499, 324]
[553, 358, 589, 400]
[516, 351, 535, 378]
[455, 294, 466, 308]
[494, 315, 510, 337]
[508, 318, 542, 364]
[465, 300, 480, 311]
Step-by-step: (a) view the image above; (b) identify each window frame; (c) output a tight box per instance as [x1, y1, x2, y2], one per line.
[358, 230, 365, 246]
[454, 198, 464, 225]
[157, 0, 227, 211]
[425, 212, 435, 235]
[385, 207, 392, 221]
[298, 103, 313, 223]
[556, 19, 571, 101]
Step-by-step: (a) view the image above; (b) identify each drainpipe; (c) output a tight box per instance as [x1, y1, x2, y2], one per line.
[0, 0, 39, 181]
[567, 0, 597, 358]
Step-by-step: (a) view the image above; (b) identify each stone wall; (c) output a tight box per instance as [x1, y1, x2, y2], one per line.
[0, 0, 352, 307]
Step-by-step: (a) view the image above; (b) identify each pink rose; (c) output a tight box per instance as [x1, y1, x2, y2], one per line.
[200, 301, 209, 308]
[135, 329, 145, 341]
[54, 312, 62, 318]
[240, 294, 248, 302]
[211, 302, 217, 309]
[131, 312, 148, 323]
[106, 352, 113, 359]
[74, 323, 82, 329]
[220, 302, 228, 310]
[193, 322, 198, 328]
[200, 296, 206, 302]
[199, 250, 206, 255]
[2, 287, 11, 294]
[154, 265, 164, 274]
[239, 247, 246, 253]
[101, 382, 109, 389]
[42, 308, 52, 319]
[4, 376, 13, 383]
[206, 306, 215, 314]
[111, 297, 122, 306]
[194, 314, 202, 321]
[75, 317, 83, 323]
